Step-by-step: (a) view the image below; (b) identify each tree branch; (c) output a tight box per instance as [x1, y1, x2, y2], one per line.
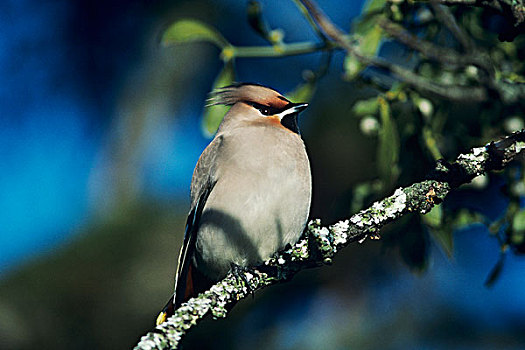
[297, 0, 491, 101]
[299, 0, 525, 104]
[430, 2, 476, 51]
[418, 0, 525, 27]
[378, 18, 489, 71]
[134, 130, 525, 350]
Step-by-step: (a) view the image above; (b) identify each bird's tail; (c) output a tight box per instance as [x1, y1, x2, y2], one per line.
[156, 297, 175, 326]
[156, 263, 214, 326]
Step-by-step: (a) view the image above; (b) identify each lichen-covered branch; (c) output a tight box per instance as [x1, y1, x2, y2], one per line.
[134, 130, 525, 350]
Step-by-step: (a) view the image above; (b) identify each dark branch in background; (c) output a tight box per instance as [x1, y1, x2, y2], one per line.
[422, 0, 525, 26]
[377, 18, 490, 72]
[429, 2, 475, 51]
[301, 0, 488, 101]
[134, 130, 525, 350]
[298, 0, 525, 104]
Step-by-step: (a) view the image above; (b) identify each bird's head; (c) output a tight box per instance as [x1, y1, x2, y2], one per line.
[208, 83, 308, 134]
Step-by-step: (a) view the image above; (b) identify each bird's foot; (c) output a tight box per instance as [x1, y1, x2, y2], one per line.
[230, 263, 257, 297]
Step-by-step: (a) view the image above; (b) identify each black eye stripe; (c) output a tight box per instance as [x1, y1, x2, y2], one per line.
[246, 102, 284, 116]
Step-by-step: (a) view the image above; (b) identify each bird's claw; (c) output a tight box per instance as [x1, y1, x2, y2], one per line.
[230, 263, 257, 297]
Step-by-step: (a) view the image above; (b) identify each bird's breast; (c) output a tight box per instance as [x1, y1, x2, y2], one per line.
[193, 125, 311, 280]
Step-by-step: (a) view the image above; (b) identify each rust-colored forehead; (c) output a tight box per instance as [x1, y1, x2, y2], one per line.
[208, 83, 290, 108]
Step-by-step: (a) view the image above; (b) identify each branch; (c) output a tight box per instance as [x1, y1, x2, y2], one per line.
[299, 0, 525, 104]
[231, 40, 333, 58]
[419, 0, 525, 27]
[297, 0, 491, 101]
[430, 2, 475, 51]
[134, 130, 525, 350]
[378, 18, 488, 71]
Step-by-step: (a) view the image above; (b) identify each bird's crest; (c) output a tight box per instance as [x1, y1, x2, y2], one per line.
[206, 83, 290, 108]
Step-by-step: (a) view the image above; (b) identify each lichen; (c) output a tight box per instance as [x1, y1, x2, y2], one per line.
[515, 141, 524, 153]
[350, 214, 364, 227]
[331, 219, 349, 246]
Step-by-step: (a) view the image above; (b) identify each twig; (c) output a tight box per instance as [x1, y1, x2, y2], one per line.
[231, 41, 332, 58]
[416, 0, 525, 26]
[378, 18, 491, 73]
[430, 2, 475, 51]
[418, 0, 503, 12]
[291, 0, 328, 41]
[134, 130, 525, 350]
[298, 0, 489, 101]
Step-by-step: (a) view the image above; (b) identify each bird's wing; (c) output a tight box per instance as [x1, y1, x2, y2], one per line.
[172, 179, 215, 307]
[156, 136, 223, 325]
[173, 135, 223, 306]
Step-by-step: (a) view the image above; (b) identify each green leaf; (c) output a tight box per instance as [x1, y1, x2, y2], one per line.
[431, 228, 454, 257]
[353, 0, 386, 55]
[285, 81, 316, 103]
[422, 204, 443, 228]
[422, 204, 454, 257]
[344, 0, 386, 79]
[511, 209, 525, 246]
[361, 0, 386, 13]
[423, 127, 443, 161]
[513, 209, 525, 233]
[377, 97, 399, 187]
[343, 53, 364, 80]
[352, 97, 379, 116]
[162, 19, 229, 49]
[356, 24, 383, 57]
[201, 61, 236, 137]
[452, 209, 484, 229]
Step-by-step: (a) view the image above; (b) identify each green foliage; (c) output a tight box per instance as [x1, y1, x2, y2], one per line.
[162, 19, 230, 49]
[343, 53, 364, 80]
[202, 60, 236, 136]
[421, 204, 454, 257]
[512, 209, 525, 237]
[344, 0, 386, 79]
[377, 97, 399, 188]
[285, 80, 316, 103]
[352, 7, 384, 56]
[352, 97, 379, 116]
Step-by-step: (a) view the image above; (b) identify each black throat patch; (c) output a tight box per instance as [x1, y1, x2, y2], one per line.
[280, 113, 300, 134]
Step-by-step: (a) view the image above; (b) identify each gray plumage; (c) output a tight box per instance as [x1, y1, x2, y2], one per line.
[191, 101, 311, 279]
[160, 83, 311, 320]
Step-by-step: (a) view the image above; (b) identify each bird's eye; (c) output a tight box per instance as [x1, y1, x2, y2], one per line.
[246, 102, 277, 116]
[259, 107, 270, 115]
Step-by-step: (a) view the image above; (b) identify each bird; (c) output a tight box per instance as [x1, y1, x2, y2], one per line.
[156, 83, 311, 325]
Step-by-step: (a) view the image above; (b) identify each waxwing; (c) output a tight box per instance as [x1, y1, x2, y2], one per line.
[157, 83, 311, 324]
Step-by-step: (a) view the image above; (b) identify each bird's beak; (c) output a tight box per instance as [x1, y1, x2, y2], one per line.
[275, 103, 308, 120]
[287, 103, 308, 114]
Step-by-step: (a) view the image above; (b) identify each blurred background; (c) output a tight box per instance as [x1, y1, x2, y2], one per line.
[1, 0, 524, 349]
